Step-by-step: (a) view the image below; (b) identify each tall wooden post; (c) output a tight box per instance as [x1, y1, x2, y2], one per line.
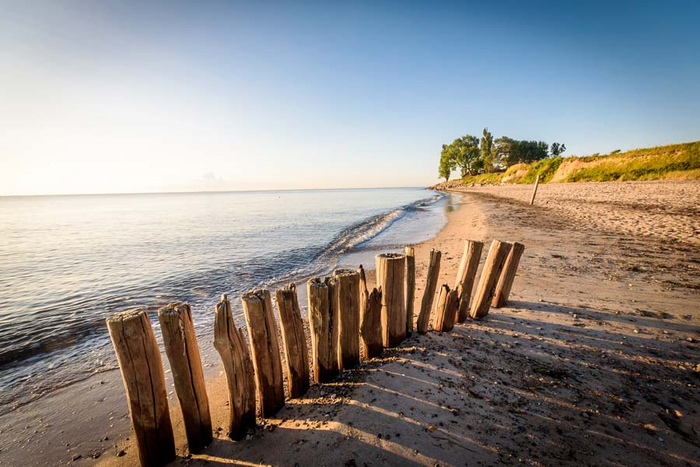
[454, 240, 484, 323]
[433, 285, 459, 333]
[334, 269, 361, 370]
[158, 303, 212, 453]
[275, 284, 310, 398]
[358, 265, 383, 359]
[405, 246, 416, 337]
[213, 295, 256, 440]
[241, 289, 285, 417]
[492, 242, 526, 308]
[530, 174, 540, 205]
[106, 309, 175, 467]
[376, 253, 406, 347]
[416, 249, 441, 334]
[469, 240, 511, 320]
[307, 277, 339, 383]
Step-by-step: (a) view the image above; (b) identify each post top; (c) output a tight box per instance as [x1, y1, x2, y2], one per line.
[105, 307, 147, 325]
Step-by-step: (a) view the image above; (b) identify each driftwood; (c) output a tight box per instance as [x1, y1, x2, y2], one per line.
[376, 253, 406, 347]
[358, 265, 383, 359]
[213, 295, 256, 440]
[405, 246, 415, 336]
[334, 269, 361, 370]
[158, 303, 212, 453]
[433, 285, 459, 332]
[241, 289, 285, 417]
[106, 308, 175, 467]
[469, 240, 511, 319]
[416, 249, 441, 333]
[454, 240, 484, 323]
[275, 284, 310, 398]
[492, 242, 525, 308]
[307, 277, 339, 382]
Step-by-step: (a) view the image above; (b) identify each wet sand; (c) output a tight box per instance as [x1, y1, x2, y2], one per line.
[4, 180, 700, 466]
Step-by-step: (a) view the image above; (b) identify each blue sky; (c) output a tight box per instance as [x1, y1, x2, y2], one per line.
[1, 0, 699, 195]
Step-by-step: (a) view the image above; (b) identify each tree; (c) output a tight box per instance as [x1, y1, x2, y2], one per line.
[449, 135, 481, 177]
[507, 140, 549, 165]
[438, 144, 454, 181]
[550, 142, 566, 157]
[480, 128, 495, 172]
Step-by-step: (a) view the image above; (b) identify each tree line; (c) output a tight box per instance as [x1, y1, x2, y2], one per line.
[438, 128, 566, 180]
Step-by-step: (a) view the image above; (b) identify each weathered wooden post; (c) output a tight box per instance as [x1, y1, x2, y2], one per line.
[416, 249, 441, 334]
[405, 246, 415, 336]
[530, 174, 540, 205]
[358, 265, 383, 359]
[307, 277, 339, 382]
[213, 295, 256, 440]
[158, 303, 212, 452]
[469, 240, 512, 319]
[241, 289, 285, 417]
[376, 253, 406, 347]
[492, 242, 526, 308]
[454, 240, 484, 323]
[275, 284, 310, 398]
[433, 285, 459, 332]
[334, 269, 361, 370]
[106, 309, 175, 467]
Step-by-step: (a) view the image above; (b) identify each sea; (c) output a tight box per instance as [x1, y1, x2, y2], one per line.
[0, 187, 460, 415]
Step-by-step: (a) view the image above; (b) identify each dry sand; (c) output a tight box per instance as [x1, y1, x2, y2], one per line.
[29, 181, 700, 466]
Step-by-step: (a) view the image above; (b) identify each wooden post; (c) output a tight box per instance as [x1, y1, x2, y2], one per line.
[213, 295, 256, 440]
[158, 303, 212, 453]
[275, 284, 310, 398]
[492, 242, 526, 308]
[307, 277, 339, 382]
[416, 249, 441, 334]
[530, 174, 540, 205]
[106, 309, 175, 467]
[241, 289, 285, 417]
[454, 240, 484, 323]
[433, 285, 459, 332]
[376, 253, 406, 347]
[358, 265, 383, 359]
[469, 240, 512, 320]
[405, 246, 415, 337]
[334, 269, 361, 370]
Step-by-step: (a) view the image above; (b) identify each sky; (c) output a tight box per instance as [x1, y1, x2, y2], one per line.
[1, 0, 699, 196]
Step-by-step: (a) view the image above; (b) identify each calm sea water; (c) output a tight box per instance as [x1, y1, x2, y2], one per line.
[0, 188, 457, 413]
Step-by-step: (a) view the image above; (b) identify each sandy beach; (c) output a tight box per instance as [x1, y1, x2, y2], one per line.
[89, 180, 699, 466]
[3, 180, 698, 467]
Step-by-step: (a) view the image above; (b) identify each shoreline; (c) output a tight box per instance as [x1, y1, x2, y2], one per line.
[3, 180, 699, 466]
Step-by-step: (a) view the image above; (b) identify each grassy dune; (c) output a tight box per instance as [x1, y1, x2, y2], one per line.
[439, 141, 700, 187]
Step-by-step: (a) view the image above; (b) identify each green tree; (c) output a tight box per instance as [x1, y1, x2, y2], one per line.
[438, 144, 454, 181]
[550, 142, 566, 156]
[507, 140, 549, 165]
[492, 136, 514, 169]
[480, 128, 495, 172]
[449, 135, 481, 177]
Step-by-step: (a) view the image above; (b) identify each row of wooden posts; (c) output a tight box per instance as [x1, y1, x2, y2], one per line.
[106, 239, 524, 466]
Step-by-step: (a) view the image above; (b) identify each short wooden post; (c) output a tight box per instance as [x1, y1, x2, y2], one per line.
[416, 249, 441, 334]
[433, 285, 459, 332]
[405, 246, 416, 336]
[158, 303, 212, 452]
[492, 242, 526, 308]
[241, 289, 285, 417]
[530, 174, 540, 205]
[358, 265, 383, 359]
[376, 253, 406, 348]
[106, 309, 175, 467]
[334, 269, 361, 370]
[469, 240, 512, 320]
[307, 277, 339, 382]
[213, 295, 256, 440]
[454, 240, 484, 323]
[275, 284, 310, 398]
